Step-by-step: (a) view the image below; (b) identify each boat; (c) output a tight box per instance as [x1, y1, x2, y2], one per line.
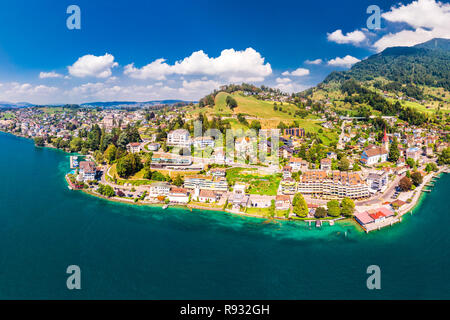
[315, 220, 322, 228]
[162, 204, 169, 209]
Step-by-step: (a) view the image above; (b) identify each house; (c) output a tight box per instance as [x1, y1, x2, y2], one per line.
[198, 189, 219, 203]
[168, 187, 190, 203]
[167, 129, 191, 147]
[235, 137, 255, 159]
[397, 157, 405, 166]
[289, 157, 308, 172]
[229, 184, 249, 210]
[193, 136, 215, 149]
[282, 166, 292, 178]
[77, 161, 96, 182]
[275, 195, 291, 210]
[366, 171, 388, 192]
[280, 177, 297, 195]
[248, 195, 273, 208]
[320, 158, 332, 171]
[210, 168, 226, 178]
[127, 142, 142, 153]
[149, 182, 171, 197]
[360, 145, 388, 166]
[354, 207, 395, 229]
[147, 143, 160, 151]
[406, 147, 421, 162]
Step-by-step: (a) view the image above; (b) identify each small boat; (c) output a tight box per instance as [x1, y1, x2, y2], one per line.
[162, 204, 169, 209]
[315, 220, 322, 228]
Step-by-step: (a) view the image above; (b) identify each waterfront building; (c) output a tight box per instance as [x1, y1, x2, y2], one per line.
[168, 187, 190, 203]
[297, 170, 369, 199]
[275, 195, 291, 210]
[149, 182, 171, 197]
[406, 147, 421, 162]
[77, 161, 96, 182]
[184, 175, 228, 192]
[248, 195, 273, 208]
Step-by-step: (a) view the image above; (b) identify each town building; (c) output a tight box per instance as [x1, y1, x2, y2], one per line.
[297, 170, 369, 199]
[127, 142, 142, 153]
[78, 161, 97, 182]
[168, 187, 190, 203]
[167, 129, 191, 147]
[149, 182, 171, 197]
[275, 195, 291, 210]
[360, 145, 388, 166]
[320, 158, 332, 171]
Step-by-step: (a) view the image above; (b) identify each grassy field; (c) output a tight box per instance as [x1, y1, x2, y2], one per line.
[226, 167, 281, 196]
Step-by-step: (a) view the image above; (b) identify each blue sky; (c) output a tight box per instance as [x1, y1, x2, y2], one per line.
[0, 0, 448, 104]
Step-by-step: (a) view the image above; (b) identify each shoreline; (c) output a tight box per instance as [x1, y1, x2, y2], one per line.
[2, 129, 446, 233]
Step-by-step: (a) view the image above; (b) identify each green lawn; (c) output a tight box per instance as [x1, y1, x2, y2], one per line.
[226, 167, 281, 196]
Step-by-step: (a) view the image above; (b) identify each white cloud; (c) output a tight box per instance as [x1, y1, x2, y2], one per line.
[0, 82, 58, 104]
[373, 0, 450, 51]
[327, 29, 367, 44]
[124, 48, 272, 82]
[305, 59, 323, 65]
[281, 67, 310, 77]
[39, 71, 63, 79]
[275, 82, 310, 94]
[327, 55, 361, 67]
[276, 77, 292, 84]
[68, 53, 118, 78]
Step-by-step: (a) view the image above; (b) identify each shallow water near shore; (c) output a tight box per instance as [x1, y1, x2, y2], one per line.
[0, 131, 449, 299]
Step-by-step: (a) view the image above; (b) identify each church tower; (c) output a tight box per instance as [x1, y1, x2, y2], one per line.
[382, 128, 389, 151]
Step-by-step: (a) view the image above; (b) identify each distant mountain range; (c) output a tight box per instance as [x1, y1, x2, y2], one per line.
[80, 100, 196, 107]
[323, 38, 450, 91]
[0, 100, 195, 109]
[0, 101, 34, 109]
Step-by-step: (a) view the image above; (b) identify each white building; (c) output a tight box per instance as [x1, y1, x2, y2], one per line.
[167, 129, 191, 147]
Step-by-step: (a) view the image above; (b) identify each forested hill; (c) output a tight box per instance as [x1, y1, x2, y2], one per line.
[323, 38, 450, 91]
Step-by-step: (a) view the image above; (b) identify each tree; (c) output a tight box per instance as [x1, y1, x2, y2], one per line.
[388, 137, 400, 162]
[411, 171, 423, 186]
[116, 153, 142, 178]
[340, 197, 355, 217]
[338, 157, 350, 171]
[399, 176, 412, 191]
[314, 207, 327, 218]
[438, 147, 450, 165]
[425, 162, 438, 173]
[406, 157, 416, 168]
[34, 137, 45, 147]
[173, 174, 184, 187]
[352, 163, 361, 171]
[327, 200, 341, 217]
[292, 193, 308, 217]
[104, 144, 117, 164]
[226, 95, 238, 109]
[69, 137, 83, 152]
[97, 184, 115, 197]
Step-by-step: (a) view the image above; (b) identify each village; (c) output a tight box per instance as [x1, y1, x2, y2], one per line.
[1, 102, 449, 233]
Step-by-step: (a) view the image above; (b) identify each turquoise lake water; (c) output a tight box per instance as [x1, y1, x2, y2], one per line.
[0, 131, 449, 299]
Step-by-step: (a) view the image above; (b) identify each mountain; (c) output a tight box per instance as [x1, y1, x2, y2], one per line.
[323, 38, 450, 91]
[80, 100, 195, 108]
[0, 101, 34, 109]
